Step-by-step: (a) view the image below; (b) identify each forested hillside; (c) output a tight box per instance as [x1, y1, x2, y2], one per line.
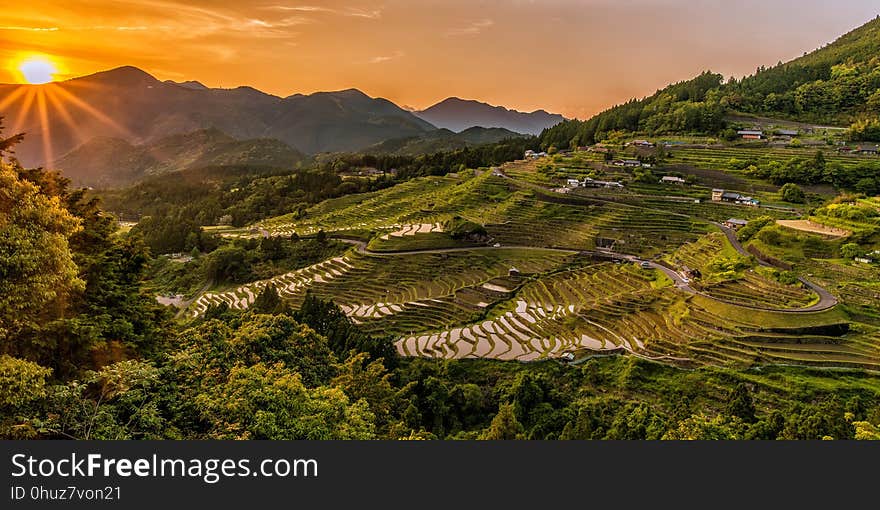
[724, 15, 880, 123]
[540, 72, 726, 148]
[0, 130, 169, 379]
[542, 16, 880, 148]
[55, 128, 305, 188]
[364, 127, 525, 156]
[100, 136, 538, 254]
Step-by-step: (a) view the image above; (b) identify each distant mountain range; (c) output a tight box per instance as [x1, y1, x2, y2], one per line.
[0, 66, 434, 166]
[414, 97, 565, 135]
[0, 65, 563, 186]
[55, 128, 304, 188]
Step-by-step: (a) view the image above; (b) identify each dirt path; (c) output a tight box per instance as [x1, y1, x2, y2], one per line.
[776, 220, 850, 237]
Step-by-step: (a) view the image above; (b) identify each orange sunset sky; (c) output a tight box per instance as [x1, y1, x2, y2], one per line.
[1, 1, 879, 119]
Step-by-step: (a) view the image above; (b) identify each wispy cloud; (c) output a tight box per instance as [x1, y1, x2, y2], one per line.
[0, 26, 59, 32]
[0, 25, 163, 32]
[247, 18, 274, 28]
[345, 8, 382, 19]
[81, 26, 157, 31]
[446, 19, 494, 36]
[264, 5, 382, 19]
[269, 5, 330, 12]
[367, 50, 404, 64]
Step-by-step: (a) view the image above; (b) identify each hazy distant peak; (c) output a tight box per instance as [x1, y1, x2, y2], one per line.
[436, 97, 480, 105]
[165, 80, 209, 90]
[415, 97, 564, 135]
[323, 88, 372, 99]
[75, 65, 160, 86]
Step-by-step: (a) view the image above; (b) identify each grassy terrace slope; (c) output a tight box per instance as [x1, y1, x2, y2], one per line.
[221, 167, 707, 255]
[668, 232, 818, 309]
[188, 156, 880, 370]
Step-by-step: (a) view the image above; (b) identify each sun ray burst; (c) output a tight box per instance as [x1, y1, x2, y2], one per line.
[51, 85, 133, 139]
[35, 89, 53, 166]
[11, 87, 36, 134]
[44, 85, 85, 145]
[0, 85, 28, 112]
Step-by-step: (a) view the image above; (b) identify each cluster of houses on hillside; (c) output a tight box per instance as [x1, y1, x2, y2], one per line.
[854, 250, 880, 264]
[723, 218, 749, 230]
[737, 128, 802, 141]
[578, 141, 654, 152]
[660, 176, 686, 185]
[611, 159, 651, 168]
[565, 177, 624, 189]
[838, 144, 879, 155]
[340, 166, 397, 177]
[524, 149, 549, 159]
[712, 188, 760, 206]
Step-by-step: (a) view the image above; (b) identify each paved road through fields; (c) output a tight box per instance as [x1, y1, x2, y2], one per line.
[715, 223, 838, 312]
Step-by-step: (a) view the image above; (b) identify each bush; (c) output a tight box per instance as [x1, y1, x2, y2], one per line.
[737, 216, 775, 242]
[203, 245, 252, 283]
[847, 118, 880, 142]
[780, 183, 806, 203]
[756, 225, 785, 246]
[706, 254, 752, 279]
[840, 243, 863, 259]
[445, 218, 487, 240]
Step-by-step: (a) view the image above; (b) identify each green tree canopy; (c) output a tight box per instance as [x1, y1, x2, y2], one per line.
[196, 362, 375, 440]
[780, 183, 806, 203]
[0, 163, 83, 351]
[479, 403, 524, 440]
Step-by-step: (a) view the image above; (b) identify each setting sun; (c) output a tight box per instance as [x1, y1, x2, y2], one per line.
[17, 56, 59, 84]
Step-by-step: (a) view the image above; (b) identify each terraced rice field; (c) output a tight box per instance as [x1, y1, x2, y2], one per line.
[191, 255, 357, 316]
[253, 175, 465, 237]
[396, 263, 665, 361]
[701, 271, 817, 309]
[802, 259, 880, 322]
[379, 223, 444, 240]
[190, 248, 573, 329]
[222, 169, 704, 256]
[187, 157, 880, 371]
[625, 196, 792, 223]
[669, 146, 875, 171]
[393, 260, 878, 369]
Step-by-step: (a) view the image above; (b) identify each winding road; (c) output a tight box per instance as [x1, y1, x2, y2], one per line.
[715, 223, 838, 312]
